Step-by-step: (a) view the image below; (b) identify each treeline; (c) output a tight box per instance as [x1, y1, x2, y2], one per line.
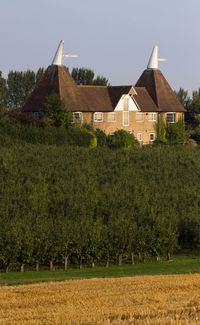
[0, 67, 108, 112]
[176, 88, 200, 144]
[1, 144, 200, 271]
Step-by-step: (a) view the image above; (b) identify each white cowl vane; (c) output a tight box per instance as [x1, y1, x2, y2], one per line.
[52, 40, 78, 66]
[147, 45, 167, 69]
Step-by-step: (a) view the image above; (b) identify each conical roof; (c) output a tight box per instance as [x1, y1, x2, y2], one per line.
[135, 69, 186, 112]
[22, 65, 90, 112]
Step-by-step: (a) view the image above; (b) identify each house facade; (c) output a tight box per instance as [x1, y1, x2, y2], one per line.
[22, 42, 185, 144]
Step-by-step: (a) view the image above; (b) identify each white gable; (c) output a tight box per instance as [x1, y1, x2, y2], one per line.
[114, 94, 139, 111]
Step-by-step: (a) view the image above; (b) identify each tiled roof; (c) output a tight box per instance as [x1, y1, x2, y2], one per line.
[79, 85, 133, 112]
[22, 65, 185, 114]
[133, 87, 158, 112]
[135, 69, 186, 112]
[22, 65, 90, 112]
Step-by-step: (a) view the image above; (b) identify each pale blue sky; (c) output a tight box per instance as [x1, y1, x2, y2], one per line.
[0, 0, 200, 94]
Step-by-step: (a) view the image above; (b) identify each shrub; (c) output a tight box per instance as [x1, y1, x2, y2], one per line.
[155, 115, 167, 143]
[41, 94, 72, 128]
[67, 127, 97, 148]
[166, 119, 186, 144]
[107, 130, 135, 149]
[95, 129, 107, 147]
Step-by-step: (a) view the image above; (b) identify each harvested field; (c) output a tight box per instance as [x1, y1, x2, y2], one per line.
[0, 274, 200, 324]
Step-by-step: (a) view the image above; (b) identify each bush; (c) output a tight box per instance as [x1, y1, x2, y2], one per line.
[95, 129, 107, 147]
[155, 115, 167, 143]
[41, 94, 72, 127]
[67, 127, 97, 148]
[166, 119, 186, 144]
[107, 130, 135, 149]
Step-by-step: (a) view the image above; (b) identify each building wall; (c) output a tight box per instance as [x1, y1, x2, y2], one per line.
[82, 111, 157, 144]
[81, 111, 185, 144]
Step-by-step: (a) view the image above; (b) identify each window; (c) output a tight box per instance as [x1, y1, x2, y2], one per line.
[148, 113, 157, 122]
[33, 112, 39, 119]
[136, 112, 144, 122]
[107, 112, 116, 122]
[94, 112, 103, 122]
[123, 111, 129, 126]
[123, 98, 129, 111]
[166, 113, 177, 123]
[150, 133, 155, 141]
[137, 133, 142, 141]
[72, 112, 82, 122]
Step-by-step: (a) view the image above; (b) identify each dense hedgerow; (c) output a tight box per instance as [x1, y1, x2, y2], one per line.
[0, 143, 200, 271]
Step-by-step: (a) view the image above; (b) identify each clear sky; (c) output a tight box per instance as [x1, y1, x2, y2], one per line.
[1, 0, 200, 94]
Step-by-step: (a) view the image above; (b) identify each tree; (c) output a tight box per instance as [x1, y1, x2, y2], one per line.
[175, 88, 190, 107]
[71, 68, 109, 86]
[0, 72, 7, 113]
[6, 68, 44, 110]
[41, 94, 72, 127]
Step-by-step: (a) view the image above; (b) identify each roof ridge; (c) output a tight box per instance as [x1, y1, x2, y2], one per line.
[78, 85, 108, 88]
[152, 70, 160, 110]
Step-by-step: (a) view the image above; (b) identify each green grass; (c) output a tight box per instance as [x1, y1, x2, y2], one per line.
[1, 253, 200, 286]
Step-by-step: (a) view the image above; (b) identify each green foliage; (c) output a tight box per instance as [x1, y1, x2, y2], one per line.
[1, 144, 200, 270]
[71, 67, 109, 86]
[155, 115, 167, 143]
[6, 68, 44, 110]
[191, 126, 200, 144]
[95, 128, 107, 147]
[67, 126, 97, 148]
[0, 72, 7, 112]
[41, 94, 72, 127]
[107, 130, 135, 149]
[166, 119, 186, 144]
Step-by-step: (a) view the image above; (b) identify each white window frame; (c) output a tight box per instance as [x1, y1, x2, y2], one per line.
[166, 113, 177, 123]
[72, 112, 82, 122]
[123, 111, 129, 126]
[94, 112, 103, 122]
[137, 133, 142, 142]
[136, 112, 144, 122]
[150, 133, 155, 141]
[107, 112, 116, 122]
[148, 113, 157, 122]
[33, 112, 39, 119]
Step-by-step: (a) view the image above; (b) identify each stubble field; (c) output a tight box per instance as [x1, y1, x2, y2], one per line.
[0, 274, 200, 324]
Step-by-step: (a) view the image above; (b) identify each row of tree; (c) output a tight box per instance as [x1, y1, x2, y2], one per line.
[1, 143, 200, 271]
[0, 67, 109, 112]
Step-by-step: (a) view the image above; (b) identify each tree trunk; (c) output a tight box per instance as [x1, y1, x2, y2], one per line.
[92, 261, 95, 268]
[20, 264, 24, 272]
[64, 256, 68, 271]
[156, 255, 160, 262]
[50, 260, 54, 271]
[143, 252, 146, 263]
[6, 266, 9, 273]
[106, 258, 109, 268]
[79, 258, 83, 269]
[167, 251, 171, 260]
[118, 255, 122, 266]
[131, 253, 135, 265]
[36, 263, 39, 272]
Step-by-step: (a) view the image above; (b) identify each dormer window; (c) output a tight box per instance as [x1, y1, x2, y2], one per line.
[72, 112, 82, 122]
[94, 112, 103, 122]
